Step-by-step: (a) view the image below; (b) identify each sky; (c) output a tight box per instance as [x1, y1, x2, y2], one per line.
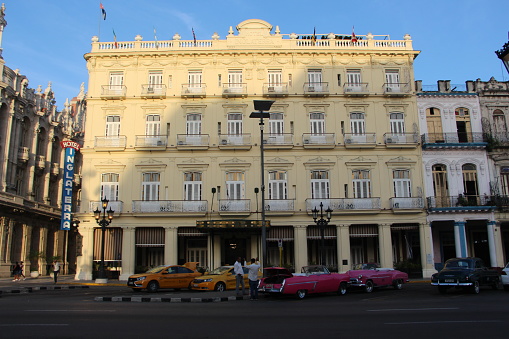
[2, 0, 508, 109]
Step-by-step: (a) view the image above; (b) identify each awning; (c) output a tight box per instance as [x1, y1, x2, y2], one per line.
[267, 226, 294, 241]
[350, 225, 378, 238]
[178, 227, 208, 237]
[307, 225, 337, 240]
[391, 224, 419, 231]
[136, 227, 164, 247]
[196, 219, 270, 229]
[93, 228, 122, 260]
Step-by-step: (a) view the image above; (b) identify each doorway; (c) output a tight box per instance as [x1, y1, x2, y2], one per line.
[223, 238, 246, 265]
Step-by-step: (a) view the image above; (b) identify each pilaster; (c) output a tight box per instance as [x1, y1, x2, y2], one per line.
[164, 226, 178, 266]
[75, 226, 94, 280]
[453, 221, 468, 258]
[336, 224, 351, 273]
[378, 223, 393, 268]
[294, 225, 308, 270]
[119, 226, 135, 280]
[419, 222, 436, 278]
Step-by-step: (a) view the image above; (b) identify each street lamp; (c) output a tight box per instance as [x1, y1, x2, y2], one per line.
[93, 197, 114, 282]
[312, 202, 332, 266]
[250, 100, 275, 268]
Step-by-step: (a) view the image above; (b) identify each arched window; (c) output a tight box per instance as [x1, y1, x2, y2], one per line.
[426, 107, 443, 141]
[462, 163, 478, 197]
[493, 109, 507, 135]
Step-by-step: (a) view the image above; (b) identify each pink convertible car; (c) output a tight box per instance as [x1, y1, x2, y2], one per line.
[347, 263, 409, 293]
[258, 265, 350, 299]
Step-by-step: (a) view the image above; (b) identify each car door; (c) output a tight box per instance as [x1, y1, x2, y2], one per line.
[159, 266, 178, 289]
[226, 268, 237, 290]
[177, 266, 196, 288]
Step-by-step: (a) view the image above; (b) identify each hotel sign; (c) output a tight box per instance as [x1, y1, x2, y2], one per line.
[60, 140, 80, 230]
[196, 220, 270, 229]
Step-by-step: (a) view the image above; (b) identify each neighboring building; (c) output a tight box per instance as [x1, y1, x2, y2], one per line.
[416, 80, 500, 269]
[495, 42, 509, 75]
[77, 19, 434, 280]
[0, 5, 84, 277]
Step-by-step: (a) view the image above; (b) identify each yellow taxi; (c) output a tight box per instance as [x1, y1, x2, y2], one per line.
[191, 265, 261, 292]
[127, 262, 202, 293]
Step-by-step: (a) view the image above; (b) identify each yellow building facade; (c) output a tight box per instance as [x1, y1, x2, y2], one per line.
[76, 19, 434, 280]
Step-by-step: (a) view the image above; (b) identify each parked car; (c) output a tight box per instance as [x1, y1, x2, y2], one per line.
[347, 263, 409, 293]
[127, 262, 202, 293]
[431, 257, 501, 294]
[502, 262, 509, 291]
[258, 265, 350, 299]
[191, 265, 260, 292]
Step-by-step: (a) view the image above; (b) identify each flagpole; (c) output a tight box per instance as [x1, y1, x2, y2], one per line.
[98, 8, 101, 40]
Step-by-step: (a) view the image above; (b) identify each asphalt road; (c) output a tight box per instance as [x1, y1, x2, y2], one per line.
[1, 283, 508, 339]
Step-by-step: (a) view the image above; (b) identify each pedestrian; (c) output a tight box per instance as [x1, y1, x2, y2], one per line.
[19, 261, 26, 280]
[233, 257, 245, 296]
[52, 260, 60, 284]
[12, 261, 21, 281]
[246, 258, 261, 300]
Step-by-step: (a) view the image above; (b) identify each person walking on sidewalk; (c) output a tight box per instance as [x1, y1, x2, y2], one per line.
[52, 260, 60, 284]
[19, 261, 26, 280]
[234, 257, 245, 297]
[246, 258, 261, 300]
[12, 262, 21, 281]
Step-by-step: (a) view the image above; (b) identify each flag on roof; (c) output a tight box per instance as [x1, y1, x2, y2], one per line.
[100, 3, 106, 20]
[312, 27, 316, 43]
[113, 29, 118, 48]
[192, 27, 197, 44]
[351, 26, 358, 43]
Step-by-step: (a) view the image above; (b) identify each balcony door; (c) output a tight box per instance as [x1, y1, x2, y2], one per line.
[268, 70, 283, 93]
[186, 114, 202, 145]
[227, 113, 243, 144]
[228, 70, 243, 93]
[385, 70, 400, 92]
[346, 70, 362, 92]
[307, 70, 323, 92]
[268, 112, 284, 143]
[188, 71, 202, 93]
[432, 164, 449, 207]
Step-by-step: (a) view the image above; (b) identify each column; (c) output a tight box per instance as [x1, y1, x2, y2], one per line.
[26, 124, 39, 198]
[119, 227, 135, 280]
[250, 234, 259, 261]
[487, 221, 504, 268]
[454, 221, 468, 258]
[212, 234, 221, 268]
[294, 225, 308, 270]
[419, 222, 436, 278]
[75, 226, 94, 280]
[336, 224, 351, 273]
[42, 128, 54, 203]
[378, 224, 393, 268]
[164, 227, 178, 265]
[0, 111, 14, 190]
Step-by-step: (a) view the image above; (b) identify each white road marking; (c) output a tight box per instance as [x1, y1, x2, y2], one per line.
[368, 307, 458, 312]
[386, 320, 502, 325]
[25, 310, 116, 312]
[0, 324, 69, 327]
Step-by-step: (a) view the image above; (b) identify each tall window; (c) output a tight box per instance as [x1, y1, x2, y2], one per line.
[432, 164, 449, 206]
[455, 107, 471, 143]
[462, 164, 478, 196]
[226, 171, 245, 200]
[501, 166, 509, 196]
[346, 69, 362, 91]
[426, 107, 443, 138]
[307, 69, 322, 84]
[109, 71, 124, 92]
[350, 112, 365, 135]
[493, 109, 507, 135]
[385, 69, 400, 91]
[268, 171, 288, 200]
[186, 114, 202, 135]
[227, 113, 243, 135]
[105, 116, 120, 136]
[269, 113, 284, 135]
[310, 112, 325, 134]
[142, 172, 160, 201]
[268, 70, 282, 86]
[390, 112, 405, 135]
[145, 115, 160, 136]
[228, 70, 242, 91]
[148, 70, 163, 89]
[101, 173, 119, 201]
[184, 172, 202, 201]
[352, 170, 371, 198]
[188, 70, 202, 88]
[393, 170, 411, 197]
[311, 170, 329, 199]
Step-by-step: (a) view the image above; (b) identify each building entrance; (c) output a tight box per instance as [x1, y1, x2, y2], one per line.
[223, 238, 246, 265]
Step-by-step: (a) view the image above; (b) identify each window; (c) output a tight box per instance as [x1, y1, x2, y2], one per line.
[105, 116, 120, 136]
[188, 70, 202, 88]
[269, 113, 284, 135]
[146, 115, 160, 136]
[101, 173, 119, 201]
[268, 171, 288, 200]
[184, 172, 202, 201]
[385, 70, 400, 91]
[346, 69, 362, 91]
[493, 109, 507, 135]
[310, 112, 325, 134]
[307, 69, 322, 84]
[268, 70, 282, 86]
[109, 71, 124, 91]
[226, 171, 245, 200]
[432, 164, 449, 206]
[462, 164, 478, 196]
[426, 107, 443, 138]
[352, 170, 371, 198]
[142, 172, 160, 201]
[350, 112, 365, 135]
[227, 113, 243, 135]
[393, 170, 411, 198]
[501, 166, 509, 196]
[455, 107, 471, 143]
[311, 170, 329, 199]
[148, 71, 163, 89]
[390, 113, 405, 135]
[186, 114, 202, 135]
[228, 70, 242, 91]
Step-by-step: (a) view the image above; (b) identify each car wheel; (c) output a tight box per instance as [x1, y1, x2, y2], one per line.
[364, 280, 374, 293]
[393, 279, 403, 290]
[471, 280, 480, 294]
[147, 281, 159, 293]
[338, 282, 347, 296]
[438, 286, 448, 294]
[214, 282, 226, 292]
[296, 289, 307, 299]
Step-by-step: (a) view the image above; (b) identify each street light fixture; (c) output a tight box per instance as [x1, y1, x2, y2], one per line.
[93, 197, 114, 282]
[250, 100, 275, 268]
[312, 202, 332, 266]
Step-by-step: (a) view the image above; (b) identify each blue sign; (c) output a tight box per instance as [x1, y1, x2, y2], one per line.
[60, 141, 80, 230]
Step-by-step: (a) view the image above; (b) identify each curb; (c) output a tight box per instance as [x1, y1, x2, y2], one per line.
[0, 285, 90, 294]
[95, 295, 247, 303]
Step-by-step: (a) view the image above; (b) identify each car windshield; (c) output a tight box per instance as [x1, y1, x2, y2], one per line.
[352, 263, 380, 270]
[207, 266, 232, 275]
[445, 260, 473, 269]
[302, 266, 329, 274]
[145, 266, 168, 274]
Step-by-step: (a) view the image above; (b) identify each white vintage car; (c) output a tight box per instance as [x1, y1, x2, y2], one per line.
[502, 262, 509, 291]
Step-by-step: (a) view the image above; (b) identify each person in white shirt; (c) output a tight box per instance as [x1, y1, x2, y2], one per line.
[246, 258, 261, 300]
[233, 257, 245, 296]
[52, 260, 60, 284]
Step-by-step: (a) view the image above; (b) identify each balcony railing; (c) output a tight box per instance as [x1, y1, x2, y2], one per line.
[303, 82, 329, 96]
[141, 84, 167, 98]
[218, 199, 250, 213]
[390, 197, 424, 210]
[302, 133, 336, 147]
[18, 147, 29, 163]
[95, 136, 127, 150]
[132, 200, 207, 213]
[176, 134, 210, 148]
[426, 195, 496, 211]
[35, 155, 46, 169]
[90, 200, 124, 214]
[343, 133, 377, 146]
[343, 82, 369, 96]
[384, 133, 419, 147]
[486, 132, 509, 148]
[262, 83, 289, 97]
[218, 134, 252, 148]
[135, 135, 167, 149]
[262, 133, 294, 148]
[306, 198, 381, 213]
[383, 83, 411, 96]
[181, 84, 206, 97]
[222, 83, 247, 97]
[101, 85, 127, 99]
[421, 133, 486, 148]
[264, 199, 295, 212]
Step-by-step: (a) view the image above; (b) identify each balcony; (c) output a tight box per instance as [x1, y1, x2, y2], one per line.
[303, 82, 329, 97]
[343, 83, 369, 96]
[383, 83, 412, 96]
[50, 163, 60, 176]
[141, 84, 167, 98]
[484, 132, 509, 149]
[35, 155, 46, 169]
[132, 200, 207, 215]
[218, 199, 251, 216]
[218, 134, 252, 150]
[95, 136, 127, 151]
[421, 133, 486, 149]
[262, 133, 294, 149]
[176, 134, 209, 150]
[262, 83, 289, 97]
[222, 83, 247, 98]
[181, 84, 206, 98]
[90, 200, 124, 215]
[390, 197, 424, 213]
[135, 135, 167, 150]
[101, 85, 127, 99]
[384, 133, 419, 148]
[18, 147, 29, 163]
[264, 199, 295, 216]
[343, 133, 377, 148]
[306, 198, 381, 214]
[302, 133, 336, 148]
[426, 195, 496, 213]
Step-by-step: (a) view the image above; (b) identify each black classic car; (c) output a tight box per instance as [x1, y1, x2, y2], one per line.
[431, 257, 501, 294]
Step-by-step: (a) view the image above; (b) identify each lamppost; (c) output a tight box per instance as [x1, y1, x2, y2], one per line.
[93, 197, 114, 282]
[312, 202, 332, 266]
[250, 100, 274, 268]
